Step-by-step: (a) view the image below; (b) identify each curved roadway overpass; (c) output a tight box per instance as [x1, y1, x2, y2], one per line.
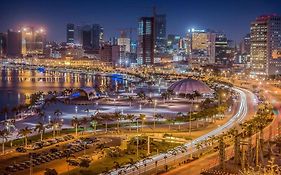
[108, 87, 256, 175]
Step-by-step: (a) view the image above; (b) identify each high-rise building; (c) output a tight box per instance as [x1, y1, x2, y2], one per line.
[137, 17, 155, 65]
[109, 37, 118, 45]
[154, 11, 166, 53]
[7, 30, 22, 57]
[20, 26, 46, 55]
[100, 44, 112, 62]
[250, 14, 281, 76]
[74, 25, 83, 45]
[68, 23, 103, 50]
[186, 29, 216, 65]
[92, 24, 103, 50]
[241, 34, 251, 54]
[81, 25, 92, 49]
[117, 32, 130, 53]
[167, 34, 181, 50]
[0, 33, 7, 57]
[112, 45, 121, 66]
[215, 33, 229, 64]
[66, 23, 75, 44]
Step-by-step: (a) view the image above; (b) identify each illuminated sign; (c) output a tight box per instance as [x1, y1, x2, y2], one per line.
[272, 49, 281, 59]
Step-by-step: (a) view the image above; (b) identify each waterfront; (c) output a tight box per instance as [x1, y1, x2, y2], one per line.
[0, 67, 130, 120]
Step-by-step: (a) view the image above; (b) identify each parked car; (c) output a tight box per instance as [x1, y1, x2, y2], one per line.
[16, 147, 27, 153]
[66, 159, 79, 166]
[50, 148, 59, 153]
[5, 165, 17, 172]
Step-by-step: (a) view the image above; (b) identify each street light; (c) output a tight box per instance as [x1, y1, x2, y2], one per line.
[75, 106, 78, 118]
[153, 99, 157, 117]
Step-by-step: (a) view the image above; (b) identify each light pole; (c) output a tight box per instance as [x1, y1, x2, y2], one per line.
[75, 106, 78, 118]
[114, 99, 116, 112]
[153, 99, 157, 131]
[189, 101, 193, 136]
[136, 118, 139, 133]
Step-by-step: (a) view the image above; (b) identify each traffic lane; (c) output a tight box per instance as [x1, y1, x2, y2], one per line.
[110, 87, 250, 175]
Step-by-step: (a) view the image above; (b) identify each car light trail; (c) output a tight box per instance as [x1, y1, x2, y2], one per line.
[107, 87, 252, 175]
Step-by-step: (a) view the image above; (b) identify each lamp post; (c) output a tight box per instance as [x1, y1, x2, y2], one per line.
[189, 101, 193, 136]
[113, 99, 116, 112]
[189, 100, 199, 136]
[153, 99, 157, 118]
[136, 119, 139, 159]
[75, 106, 78, 118]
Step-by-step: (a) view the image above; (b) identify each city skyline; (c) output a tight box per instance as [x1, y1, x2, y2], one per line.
[1, 0, 280, 42]
[1, 1, 281, 175]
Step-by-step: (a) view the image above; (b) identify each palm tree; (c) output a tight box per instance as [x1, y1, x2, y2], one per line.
[1, 106, 9, 120]
[113, 112, 123, 133]
[167, 89, 175, 99]
[193, 90, 201, 102]
[90, 119, 98, 133]
[84, 109, 90, 118]
[128, 96, 134, 107]
[100, 114, 110, 133]
[161, 92, 168, 102]
[71, 117, 80, 136]
[34, 122, 46, 141]
[137, 91, 146, 100]
[0, 130, 9, 154]
[186, 93, 195, 102]
[38, 111, 46, 123]
[126, 114, 135, 132]
[54, 109, 62, 120]
[139, 114, 146, 132]
[80, 117, 88, 134]
[48, 119, 60, 138]
[3, 119, 16, 133]
[18, 127, 32, 147]
[153, 113, 162, 131]
[166, 118, 175, 131]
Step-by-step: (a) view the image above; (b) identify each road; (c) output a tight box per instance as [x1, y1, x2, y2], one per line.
[108, 87, 256, 175]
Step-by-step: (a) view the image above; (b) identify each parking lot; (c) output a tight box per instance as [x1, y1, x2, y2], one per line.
[0, 134, 120, 175]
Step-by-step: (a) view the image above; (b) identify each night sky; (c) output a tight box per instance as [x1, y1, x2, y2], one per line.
[0, 0, 280, 42]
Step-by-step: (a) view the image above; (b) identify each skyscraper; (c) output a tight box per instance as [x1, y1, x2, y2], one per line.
[250, 14, 281, 76]
[241, 34, 250, 54]
[92, 24, 103, 50]
[118, 32, 130, 53]
[74, 25, 83, 45]
[7, 30, 22, 57]
[154, 11, 166, 54]
[215, 33, 229, 64]
[137, 17, 155, 65]
[21, 26, 46, 55]
[66, 23, 75, 44]
[0, 33, 7, 57]
[82, 25, 92, 49]
[186, 29, 216, 65]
